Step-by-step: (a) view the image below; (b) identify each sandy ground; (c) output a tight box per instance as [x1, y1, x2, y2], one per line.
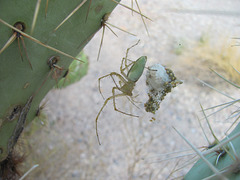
[24, 0, 240, 179]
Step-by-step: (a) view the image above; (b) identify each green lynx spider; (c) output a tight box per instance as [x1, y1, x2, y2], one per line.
[96, 40, 147, 145]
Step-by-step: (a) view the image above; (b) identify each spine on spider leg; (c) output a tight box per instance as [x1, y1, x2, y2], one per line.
[0, 0, 120, 177]
[184, 122, 240, 179]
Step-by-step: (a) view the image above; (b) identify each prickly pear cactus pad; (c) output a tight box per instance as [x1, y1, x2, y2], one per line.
[144, 64, 182, 114]
[0, 0, 120, 162]
[184, 122, 240, 179]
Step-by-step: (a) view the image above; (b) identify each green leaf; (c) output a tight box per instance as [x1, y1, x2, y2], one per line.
[57, 51, 88, 88]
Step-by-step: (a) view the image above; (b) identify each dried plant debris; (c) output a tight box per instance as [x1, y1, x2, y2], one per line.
[145, 64, 182, 114]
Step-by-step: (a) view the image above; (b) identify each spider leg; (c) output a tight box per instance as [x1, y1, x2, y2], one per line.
[125, 40, 140, 61]
[98, 73, 109, 99]
[96, 86, 139, 145]
[126, 96, 140, 109]
[109, 73, 129, 89]
[112, 87, 139, 117]
[98, 72, 128, 99]
[95, 92, 125, 145]
[120, 40, 140, 77]
[131, 94, 141, 103]
[120, 58, 135, 79]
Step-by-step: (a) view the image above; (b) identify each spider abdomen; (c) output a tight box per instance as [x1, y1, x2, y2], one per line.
[127, 56, 147, 82]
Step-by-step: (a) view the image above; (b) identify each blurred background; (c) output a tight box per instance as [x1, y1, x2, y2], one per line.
[22, 0, 240, 179]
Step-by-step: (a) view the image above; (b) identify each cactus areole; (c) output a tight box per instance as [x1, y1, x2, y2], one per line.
[0, 0, 120, 162]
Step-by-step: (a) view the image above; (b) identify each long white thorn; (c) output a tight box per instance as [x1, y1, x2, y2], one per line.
[0, 18, 84, 62]
[31, 0, 41, 34]
[111, 0, 152, 21]
[134, 0, 149, 36]
[197, 78, 235, 100]
[19, 164, 39, 180]
[0, 34, 16, 54]
[54, 0, 87, 31]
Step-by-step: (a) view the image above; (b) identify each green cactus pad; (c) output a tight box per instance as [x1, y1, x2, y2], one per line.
[184, 122, 240, 179]
[0, 0, 120, 161]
